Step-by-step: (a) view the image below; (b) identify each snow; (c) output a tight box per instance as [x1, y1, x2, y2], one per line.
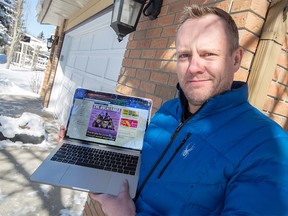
[0, 112, 45, 138]
[0, 55, 43, 97]
[0, 54, 87, 216]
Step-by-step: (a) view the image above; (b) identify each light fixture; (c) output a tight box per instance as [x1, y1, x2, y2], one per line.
[47, 35, 59, 50]
[110, 0, 146, 42]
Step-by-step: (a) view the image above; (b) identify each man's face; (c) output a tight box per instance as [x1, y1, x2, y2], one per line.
[176, 14, 242, 113]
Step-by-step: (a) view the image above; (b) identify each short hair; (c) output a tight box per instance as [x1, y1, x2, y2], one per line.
[177, 5, 239, 53]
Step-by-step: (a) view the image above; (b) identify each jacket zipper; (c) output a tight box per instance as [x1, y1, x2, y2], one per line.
[157, 132, 192, 178]
[135, 121, 184, 201]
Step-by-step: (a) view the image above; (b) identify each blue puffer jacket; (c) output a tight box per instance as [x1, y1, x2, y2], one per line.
[135, 82, 288, 215]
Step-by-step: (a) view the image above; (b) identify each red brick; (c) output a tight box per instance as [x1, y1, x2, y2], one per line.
[162, 25, 177, 37]
[122, 68, 136, 77]
[277, 50, 288, 69]
[137, 39, 152, 48]
[150, 72, 169, 83]
[245, 12, 265, 36]
[263, 96, 273, 112]
[282, 34, 288, 51]
[168, 0, 190, 14]
[133, 30, 147, 40]
[214, 1, 230, 12]
[267, 81, 288, 101]
[140, 81, 156, 93]
[129, 49, 142, 58]
[124, 49, 129, 58]
[155, 84, 177, 99]
[126, 40, 137, 49]
[161, 60, 177, 72]
[158, 4, 169, 16]
[125, 77, 141, 88]
[273, 66, 281, 81]
[141, 49, 156, 59]
[234, 67, 249, 82]
[241, 49, 254, 70]
[150, 37, 168, 48]
[145, 60, 162, 70]
[132, 59, 146, 68]
[156, 14, 175, 26]
[145, 93, 163, 109]
[168, 73, 178, 86]
[116, 83, 134, 95]
[137, 20, 152, 30]
[239, 29, 259, 52]
[232, 12, 264, 36]
[156, 49, 176, 60]
[122, 58, 133, 67]
[168, 38, 176, 48]
[231, 0, 269, 18]
[146, 28, 162, 38]
[270, 99, 288, 117]
[118, 75, 126, 84]
[284, 120, 288, 132]
[266, 113, 285, 127]
[250, 0, 270, 18]
[276, 66, 288, 85]
[231, 0, 252, 12]
[136, 69, 151, 80]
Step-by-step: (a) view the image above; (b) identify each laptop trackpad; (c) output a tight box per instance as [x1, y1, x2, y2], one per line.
[60, 166, 112, 192]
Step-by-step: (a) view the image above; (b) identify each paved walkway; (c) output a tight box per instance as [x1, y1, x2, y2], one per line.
[0, 95, 87, 216]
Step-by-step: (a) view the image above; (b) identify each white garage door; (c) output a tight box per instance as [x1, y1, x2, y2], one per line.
[48, 8, 128, 124]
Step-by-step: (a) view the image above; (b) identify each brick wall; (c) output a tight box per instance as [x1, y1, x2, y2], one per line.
[115, 0, 273, 115]
[40, 22, 66, 107]
[264, 30, 288, 131]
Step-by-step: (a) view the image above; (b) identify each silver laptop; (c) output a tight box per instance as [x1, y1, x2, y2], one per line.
[30, 88, 152, 198]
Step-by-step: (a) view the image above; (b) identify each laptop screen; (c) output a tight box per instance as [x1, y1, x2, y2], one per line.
[65, 88, 152, 151]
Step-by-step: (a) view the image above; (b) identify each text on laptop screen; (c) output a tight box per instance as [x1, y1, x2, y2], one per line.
[66, 89, 152, 150]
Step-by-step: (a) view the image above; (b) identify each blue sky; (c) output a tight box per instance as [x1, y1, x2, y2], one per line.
[23, 0, 56, 39]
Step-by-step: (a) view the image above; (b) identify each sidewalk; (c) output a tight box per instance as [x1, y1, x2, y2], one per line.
[0, 95, 87, 216]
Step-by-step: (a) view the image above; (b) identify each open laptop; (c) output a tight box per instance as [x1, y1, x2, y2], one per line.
[30, 88, 152, 198]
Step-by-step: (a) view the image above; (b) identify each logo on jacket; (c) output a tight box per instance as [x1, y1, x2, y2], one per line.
[182, 143, 195, 158]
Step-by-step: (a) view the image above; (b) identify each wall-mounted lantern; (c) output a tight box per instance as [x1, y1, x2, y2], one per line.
[47, 35, 59, 50]
[110, 0, 146, 42]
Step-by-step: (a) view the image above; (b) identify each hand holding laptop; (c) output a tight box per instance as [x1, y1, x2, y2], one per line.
[56, 126, 136, 215]
[31, 89, 151, 199]
[55, 125, 66, 142]
[90, 179, 136, 216]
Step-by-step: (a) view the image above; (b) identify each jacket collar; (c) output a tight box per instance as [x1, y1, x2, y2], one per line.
[177, 81, 248, 120]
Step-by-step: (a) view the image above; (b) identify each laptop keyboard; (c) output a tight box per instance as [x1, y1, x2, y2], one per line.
[50, 143, 139, 175]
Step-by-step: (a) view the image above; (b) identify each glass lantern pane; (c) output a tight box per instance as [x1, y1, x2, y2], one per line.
[120, 0, 142, 26]
[112, 0, 121, 22]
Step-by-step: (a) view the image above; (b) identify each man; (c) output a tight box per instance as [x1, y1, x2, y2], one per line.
[61, 4, 288, 215]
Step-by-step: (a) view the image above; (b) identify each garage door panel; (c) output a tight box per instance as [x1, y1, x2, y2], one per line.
[86, 56, 108, 77]
[111, 36, 128, 49]
[79, 34, 94, 51]
[71, 38, 80, 51]
[83, 76, 116, 92]
[71, 73, 84, 87]
[49, 8, 127, 123]
[75, 55, 88, 71]
[105, 56, 123, 81]
[67, 54, 76, 67]
[92, 27, 114, 50]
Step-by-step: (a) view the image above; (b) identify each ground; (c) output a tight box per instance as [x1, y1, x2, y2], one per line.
[0, 54, 87, 216]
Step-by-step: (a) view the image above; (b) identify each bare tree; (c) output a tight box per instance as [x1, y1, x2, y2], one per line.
[6, 0, 24, 69]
